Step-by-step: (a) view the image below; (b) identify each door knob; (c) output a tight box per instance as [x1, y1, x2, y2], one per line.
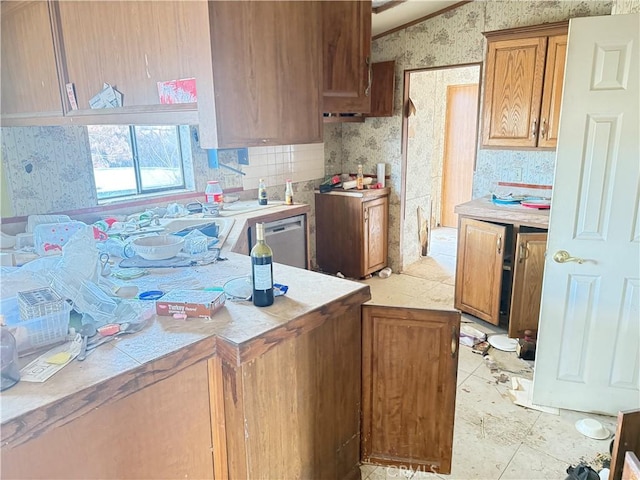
[553, 250, 585, 264]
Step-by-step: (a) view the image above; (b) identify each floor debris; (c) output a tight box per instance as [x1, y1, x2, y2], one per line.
[508, 376, 559, 415]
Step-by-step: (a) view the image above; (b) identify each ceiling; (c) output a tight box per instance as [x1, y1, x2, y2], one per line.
[371, 0, 464, 37]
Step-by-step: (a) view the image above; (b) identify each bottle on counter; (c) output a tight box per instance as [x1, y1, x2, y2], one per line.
[205, 180, 224, 204]
[285, 179, 294, 205]
[251, 223, 274, 307]
[258, 178, 268, 205]
[356, 164, 364, 190]
[0, 316, 20, 392]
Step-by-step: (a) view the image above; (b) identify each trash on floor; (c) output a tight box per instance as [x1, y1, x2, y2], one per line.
[508, 376, 559, 415]
[459, 324, 487, 347]
[564, 462, 600, 480]
[488, 333, 518, 352]
[575, 418, 610, 440]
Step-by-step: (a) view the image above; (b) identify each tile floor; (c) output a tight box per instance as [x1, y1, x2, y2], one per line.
[359, 227, 616, 480]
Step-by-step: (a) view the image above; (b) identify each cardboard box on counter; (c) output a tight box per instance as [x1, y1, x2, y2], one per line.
[156, 290, 225, 319]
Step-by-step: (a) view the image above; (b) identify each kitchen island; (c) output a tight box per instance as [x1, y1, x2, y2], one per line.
[1, 205, 369, 479]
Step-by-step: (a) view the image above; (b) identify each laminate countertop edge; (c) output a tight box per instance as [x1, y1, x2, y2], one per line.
[455, 197, 550, 229]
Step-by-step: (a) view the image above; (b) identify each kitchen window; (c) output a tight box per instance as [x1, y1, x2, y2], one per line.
[88, 125, 188, 200]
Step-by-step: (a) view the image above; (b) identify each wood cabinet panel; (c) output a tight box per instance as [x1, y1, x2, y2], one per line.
[455, 217, 506, 325]
[0, 1, 63, 119]
[364, 196, 389, 273]
[482, 22, 568, 149]
[538, 34, 567, 148]
[53, 1, 209, 112]
[1, 362, 214, 479]
[315, 189, 389, 278]
[322, 0, 372, 114]
[482, 37, 547, 147]
[207, 0, 322, 147]
[509, 232, 547, 338]
[368, 61, 396, 117]
[362, 305, 459, 473]
[216, 305, 362, 479]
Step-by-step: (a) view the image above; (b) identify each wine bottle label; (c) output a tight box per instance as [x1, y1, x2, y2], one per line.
[253, 264, 273, 290]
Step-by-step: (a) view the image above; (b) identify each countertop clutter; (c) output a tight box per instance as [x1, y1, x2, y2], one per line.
[0, 201, 326, 426]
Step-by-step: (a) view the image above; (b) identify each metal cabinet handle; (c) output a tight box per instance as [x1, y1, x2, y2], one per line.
[553, 250, 585, 264]
[531, 119, 537, 138]
[540, 119, 547, 139]
[365, 56, 372, 97]
[451, 325, 458, 357]
[497, 235, 502, 254]
[518, 242, 527, 263]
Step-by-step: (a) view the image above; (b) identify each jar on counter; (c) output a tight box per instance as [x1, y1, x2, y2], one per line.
[205, 181, 224, 204]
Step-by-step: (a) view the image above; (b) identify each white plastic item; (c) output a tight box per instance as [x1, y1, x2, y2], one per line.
[575, 418, 610, 440]
[27, 214, 71, 233]
[33, 221, 86, 256]
[205, 181, 223, 204]
[377, 163, 386, 187]
[131, 235, 185, 260]
[487, 334, 518, 352]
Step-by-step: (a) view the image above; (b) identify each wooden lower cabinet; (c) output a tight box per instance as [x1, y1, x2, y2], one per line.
[509, 232, 547, 338]
[361, 305, 460, 474]
[455, 217, 506, 325]
[1, 362, 215, 479]
[315, 188, 389, 278]
[455, 216, 548, 337]
[212, 304, 363, 479]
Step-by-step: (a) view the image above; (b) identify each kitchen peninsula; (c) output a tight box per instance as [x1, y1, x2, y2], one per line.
[0, 203, 369, 479]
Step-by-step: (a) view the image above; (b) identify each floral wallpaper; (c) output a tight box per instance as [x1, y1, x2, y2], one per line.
[1, 126, 98, 216]
[404, 65, 480, 267]
[324, 0, 614, 272]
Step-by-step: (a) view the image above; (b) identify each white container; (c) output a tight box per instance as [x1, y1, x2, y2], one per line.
[377, 163, 386, 187]
[205, 181, 223, 204]
[131, 235, 185, 260]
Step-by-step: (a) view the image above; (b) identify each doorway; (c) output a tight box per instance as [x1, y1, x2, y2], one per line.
[400, 64, 481, 271]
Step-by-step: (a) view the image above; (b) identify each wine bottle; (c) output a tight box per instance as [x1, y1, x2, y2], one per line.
[251, 223, 274, 307]
[258, 178, 268, 205]
[356, 164, 364, 190]
[285, 179, 294, 205]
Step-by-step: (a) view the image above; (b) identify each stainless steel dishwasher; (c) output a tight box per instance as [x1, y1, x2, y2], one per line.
[249, 215, 307, 269]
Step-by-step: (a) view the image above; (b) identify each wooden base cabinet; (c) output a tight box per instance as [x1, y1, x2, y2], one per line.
[455, 216, 547, 337]
[315, 188, 389, 278]
[362, 305, 460, 474]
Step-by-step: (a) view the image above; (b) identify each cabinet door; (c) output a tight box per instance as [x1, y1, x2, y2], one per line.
[208, 1, 322, 148]
[322, 0, 372, 114]
[455, 217, 506, 325]
[53, 1, 209, 112]
[315, 193, 364, 278]
[363, 196, 388, 275]
[509, 232, 547, 338]
[481, 36, 547, 147]
[538, 34, 567, 148]
[0, 2, 63, 119]
[362, 305, 460, 473]
[367, 61, 395, 117]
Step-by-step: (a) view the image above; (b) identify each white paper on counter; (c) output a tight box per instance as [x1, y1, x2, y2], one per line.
[20, 334, 83, 382]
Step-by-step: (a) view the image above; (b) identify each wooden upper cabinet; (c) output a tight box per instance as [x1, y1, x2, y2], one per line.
[367, 61, 396, 117]
[203, 1, 322, 148]
[52, 1, 208, 115]
[481, 22, 568, 149]
[0, 2, 63, 120]
[362, 305, 459, 473]
[538, 34, 567, 148]
[322, 0, 372, 114]
[455, 217, 506, 325]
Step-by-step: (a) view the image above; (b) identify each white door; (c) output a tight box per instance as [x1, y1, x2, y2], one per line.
[533, 13, 640, 415]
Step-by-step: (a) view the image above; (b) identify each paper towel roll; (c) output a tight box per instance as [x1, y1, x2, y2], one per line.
[377, 163, 386, 187]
